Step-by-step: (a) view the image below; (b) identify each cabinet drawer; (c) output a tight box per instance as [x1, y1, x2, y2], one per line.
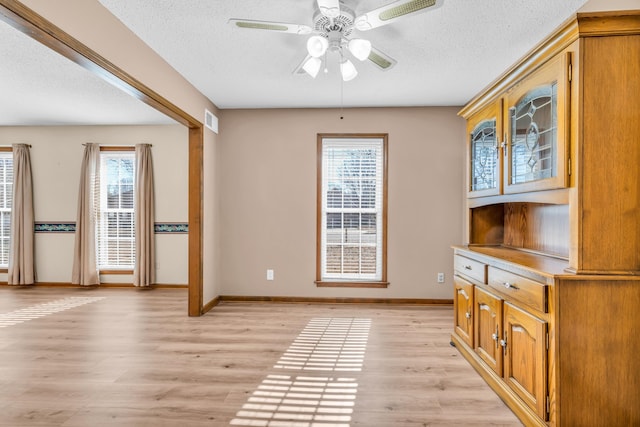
[487, 266, 547, 313]
[454, 255, 487, 284]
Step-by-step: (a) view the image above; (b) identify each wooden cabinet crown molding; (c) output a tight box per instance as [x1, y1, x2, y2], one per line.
[576, 10, 640, 36]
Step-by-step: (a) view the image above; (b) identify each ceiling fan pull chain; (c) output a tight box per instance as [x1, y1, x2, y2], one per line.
[340, 65, 344, 120]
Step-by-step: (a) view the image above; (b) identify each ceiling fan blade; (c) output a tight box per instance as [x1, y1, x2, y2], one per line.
[354, 0, 443, 31]
[228, 19, 312, 35]
[367, 46, 397, 71]
[317, 0, 341, 18]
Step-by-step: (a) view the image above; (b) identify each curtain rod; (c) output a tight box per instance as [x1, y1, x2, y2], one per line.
[0, 144, 31, 148]
[82, 143, 152, 147]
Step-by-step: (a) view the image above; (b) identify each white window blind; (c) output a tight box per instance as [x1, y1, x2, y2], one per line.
[0, 153, 12, 268]
[320, 137, 384, 281]
[97, 151, 135, 270]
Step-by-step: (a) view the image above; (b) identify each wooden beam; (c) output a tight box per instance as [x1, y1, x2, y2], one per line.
[188, 126, 204, 316]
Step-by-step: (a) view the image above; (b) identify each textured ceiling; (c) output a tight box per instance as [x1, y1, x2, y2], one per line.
[1, 0, 589, 125]
[0, 18, 174, 126]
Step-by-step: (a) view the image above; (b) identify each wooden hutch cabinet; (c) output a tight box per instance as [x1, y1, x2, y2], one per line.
[451, 9, 640, 427]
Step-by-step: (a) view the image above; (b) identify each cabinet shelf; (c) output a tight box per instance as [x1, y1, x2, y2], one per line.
[466, 188, 569, 209]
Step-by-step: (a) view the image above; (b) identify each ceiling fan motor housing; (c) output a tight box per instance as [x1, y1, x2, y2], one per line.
[313, 5, 355, 39]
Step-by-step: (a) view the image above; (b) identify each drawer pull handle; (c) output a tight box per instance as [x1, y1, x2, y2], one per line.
[503, 282, 519, 290]
[464, 265, 472, 270]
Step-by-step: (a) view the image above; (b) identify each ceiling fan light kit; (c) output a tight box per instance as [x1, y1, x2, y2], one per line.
[230, 0, 443, 81]
[348, 38, 372, 61]
[340, 58, 358, 81]
[302, 56, 322, 78]
[307, 35, 329, 57]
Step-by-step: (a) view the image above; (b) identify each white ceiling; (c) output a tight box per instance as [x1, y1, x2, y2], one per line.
[1, 0, 589, 125]
[0, 18, 174, 126]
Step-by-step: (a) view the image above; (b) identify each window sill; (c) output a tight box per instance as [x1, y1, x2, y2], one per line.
[100, 270, 133, 275]
[315, 281, 389, 288]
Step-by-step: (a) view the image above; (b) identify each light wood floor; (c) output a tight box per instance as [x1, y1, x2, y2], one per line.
[0, 287, 522, 426]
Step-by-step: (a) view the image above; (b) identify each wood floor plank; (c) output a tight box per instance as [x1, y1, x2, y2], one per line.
[0, 288, 522, 426]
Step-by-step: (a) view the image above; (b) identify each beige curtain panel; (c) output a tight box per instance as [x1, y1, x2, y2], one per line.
[72, 143, 100, 286]
[8, 144, 35, 285]
[134, 144, 155, 287]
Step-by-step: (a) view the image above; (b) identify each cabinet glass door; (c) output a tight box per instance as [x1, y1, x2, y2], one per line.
[471, 120, 498, 191]
[510, 85, 557, 184]
[467, 100, 502, 198]
[505, 53, 569, 194]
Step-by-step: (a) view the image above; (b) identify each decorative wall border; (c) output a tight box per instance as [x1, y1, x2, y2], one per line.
[34, 222, 188, 234]
[154, 223, 188, 234]
[34, 222, 75, 233]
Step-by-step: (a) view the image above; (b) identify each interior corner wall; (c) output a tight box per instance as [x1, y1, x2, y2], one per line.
[218, 107, 465, 300]
[0, 124, 188, 285]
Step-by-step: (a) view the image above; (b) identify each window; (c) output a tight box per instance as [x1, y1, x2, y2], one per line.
[0, 151, 12, 268]
[97, 150, 135, 270]
[317, 134, 388, 287]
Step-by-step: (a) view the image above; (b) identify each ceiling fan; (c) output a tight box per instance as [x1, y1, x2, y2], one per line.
[229, 0, 443, 81]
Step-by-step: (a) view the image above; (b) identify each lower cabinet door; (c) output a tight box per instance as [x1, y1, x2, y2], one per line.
[503, 302, 548, 420]
[454, 276, 474, 347]
[474, 286, 503, 375]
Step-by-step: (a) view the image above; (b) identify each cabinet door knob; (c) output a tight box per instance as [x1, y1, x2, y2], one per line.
[465, 311, 472, 319]
[502, 134, 507, 158]
[500, 331, 508, 355]
[503, 282, 519, 290]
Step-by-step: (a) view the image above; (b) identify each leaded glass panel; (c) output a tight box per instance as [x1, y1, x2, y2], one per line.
[470, 120, 498, 191]
[510, 83, 557, 184]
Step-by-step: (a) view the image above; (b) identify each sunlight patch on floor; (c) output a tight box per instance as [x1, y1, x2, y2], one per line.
[231, 317, 371, 427]
[0, 296, 105, 327]
[274, 318, 371, 372]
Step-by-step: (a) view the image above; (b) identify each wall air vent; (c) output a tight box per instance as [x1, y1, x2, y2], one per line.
[204, 109, 218, 134]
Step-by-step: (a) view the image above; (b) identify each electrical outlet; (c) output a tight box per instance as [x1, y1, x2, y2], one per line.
[437, 272, 445, 283]
[266, 269, 274, 281]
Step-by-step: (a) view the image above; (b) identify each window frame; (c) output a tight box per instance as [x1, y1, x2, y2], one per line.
[97, 146, 136, 274]
[316, 133, 389, 288]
